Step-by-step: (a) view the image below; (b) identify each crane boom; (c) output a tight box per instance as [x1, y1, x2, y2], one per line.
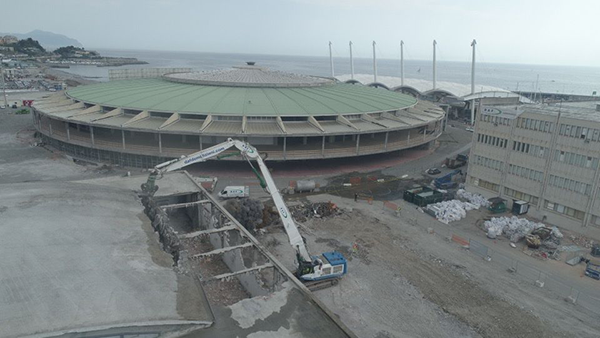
[146, 138, 312, 262]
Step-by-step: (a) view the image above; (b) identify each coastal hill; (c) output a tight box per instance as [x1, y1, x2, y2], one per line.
[0, 30, 82, 50]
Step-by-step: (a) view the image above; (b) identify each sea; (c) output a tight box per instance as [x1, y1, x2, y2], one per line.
[59, 48, 600, 96]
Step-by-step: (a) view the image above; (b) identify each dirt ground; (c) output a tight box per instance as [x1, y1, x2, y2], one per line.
[256, 194, 600, 338]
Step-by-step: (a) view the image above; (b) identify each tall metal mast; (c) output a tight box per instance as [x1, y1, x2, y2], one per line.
[400, 40, 404, 87]
[329, 41, 334, 78]
[372, 41, 377, 83]
[432, 40, 437, 90]
[349, 41, 354, 80]
[471, 39, 477, 94]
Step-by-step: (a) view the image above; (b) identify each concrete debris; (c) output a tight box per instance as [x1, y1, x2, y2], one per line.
[568, 234, 595, 249]
[225, 198, 264, 232]
[288, 201, 340, 223]
[142, 196, 181, 263]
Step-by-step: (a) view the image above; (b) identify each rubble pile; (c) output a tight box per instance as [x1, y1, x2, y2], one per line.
[456, 189, 490, 208]
[426, 200, 479, 224]
[288, 201, 340, 222]
[224, 198, 264, 232]
[568, 234, 595, 249]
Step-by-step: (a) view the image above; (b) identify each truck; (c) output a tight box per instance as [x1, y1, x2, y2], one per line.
[434, 169, 462, 190]
[141, 138, 347, 289]
[445, 154, 469, 169]
[217, 186, 250, 199]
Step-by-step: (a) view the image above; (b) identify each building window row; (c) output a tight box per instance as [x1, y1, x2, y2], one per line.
[559, 124, 600, 141]
[516, 117, 554, 133]
[480, 114, 511, 126]
[512, 141, 548, 158]
[548, 175, 592, 195]
[553, 150, 599, 169]
[471, 177, 500, 192]
[504, 187, 539, 205]
[473, 155, 504, 171]
[477, 133, 508, 148]
[544, 200, 585, 220]
[507, 164, 544, 182]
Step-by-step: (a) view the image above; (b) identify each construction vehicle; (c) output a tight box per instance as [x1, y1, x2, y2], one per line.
[444, 154, 469, 169]
[141, 138, 347, 289]
[434, 169, 462, 190]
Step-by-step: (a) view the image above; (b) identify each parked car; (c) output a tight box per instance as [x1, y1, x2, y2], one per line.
[426, 168, 441, 175]
[466, 127, 474, 132]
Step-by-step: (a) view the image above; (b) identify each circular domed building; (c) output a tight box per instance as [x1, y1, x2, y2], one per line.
[32, 64, 444, 168]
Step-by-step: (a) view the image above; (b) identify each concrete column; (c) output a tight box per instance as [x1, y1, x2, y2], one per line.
[182, 134, 186, 143]
[77, 124, 80, 132]
[303, 137, 307, 145]
[342, 135, 345, 142]
[49, 122, 53, 136]
[407, 131, 410, 143]
[158, 133, 162, 153]
[356, 134, 360, 155]
[384, 131, 389, 150]
[66, 123, 70, 141]
[283, 137, 287, 160]
[121, 129, 126, 149]
[321, 136, 325, 156]
[199, 136, 203, 150]
[90, 126, 95, 146]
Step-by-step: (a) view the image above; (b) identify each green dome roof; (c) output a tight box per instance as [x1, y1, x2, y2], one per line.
[67, 76, 417, 117]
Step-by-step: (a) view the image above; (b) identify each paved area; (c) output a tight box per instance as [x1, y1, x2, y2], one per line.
[0, 108, 211, 337]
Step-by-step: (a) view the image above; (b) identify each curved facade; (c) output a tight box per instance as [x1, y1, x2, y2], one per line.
[32, 65, 444, 168]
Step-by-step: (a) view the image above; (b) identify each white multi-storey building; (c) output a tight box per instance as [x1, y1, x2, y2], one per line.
[467, 101, 600, 234]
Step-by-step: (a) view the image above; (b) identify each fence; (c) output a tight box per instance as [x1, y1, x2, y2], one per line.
[377, 200, 600, 317]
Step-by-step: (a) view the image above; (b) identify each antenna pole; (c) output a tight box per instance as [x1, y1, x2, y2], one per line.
[400, 40, 404, 86]
[329, 41, 334, 78]
[471, 39, 476, 94]
[432, 40, 437, 90]
[372, 41, 377, 83]
[349, 41, 354, 80]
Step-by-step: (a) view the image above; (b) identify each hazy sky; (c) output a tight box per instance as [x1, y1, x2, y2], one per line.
[2, 0, 599, 67]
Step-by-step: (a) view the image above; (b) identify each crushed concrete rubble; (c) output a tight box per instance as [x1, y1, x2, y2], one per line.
[288, 201, 341, 223]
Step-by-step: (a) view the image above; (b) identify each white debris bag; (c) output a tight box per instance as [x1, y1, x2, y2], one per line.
[456, 189, 490, 208]
[483, 216, 546, 242]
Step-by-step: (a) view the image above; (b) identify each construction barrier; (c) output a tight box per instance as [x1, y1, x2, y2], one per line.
[451, 234, 470, 248]
[383, 201, 398, 211]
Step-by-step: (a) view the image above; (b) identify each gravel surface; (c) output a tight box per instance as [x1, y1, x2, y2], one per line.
[257, 194, 599, 337]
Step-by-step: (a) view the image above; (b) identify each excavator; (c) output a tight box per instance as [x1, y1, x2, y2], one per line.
[141, 138, 347, 289]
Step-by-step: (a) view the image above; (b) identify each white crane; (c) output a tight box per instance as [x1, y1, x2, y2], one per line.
[141, 138, 347, 286]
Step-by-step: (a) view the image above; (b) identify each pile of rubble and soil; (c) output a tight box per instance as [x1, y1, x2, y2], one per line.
[287, 200, 342, 223]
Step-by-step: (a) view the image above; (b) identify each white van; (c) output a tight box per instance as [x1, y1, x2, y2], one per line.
[217, 186, 250, 199]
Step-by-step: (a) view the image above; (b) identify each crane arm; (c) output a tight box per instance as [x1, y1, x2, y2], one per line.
[154, 139, 238, 173]
[149, 138, 312, 263]
[242, 147, 312, 262]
